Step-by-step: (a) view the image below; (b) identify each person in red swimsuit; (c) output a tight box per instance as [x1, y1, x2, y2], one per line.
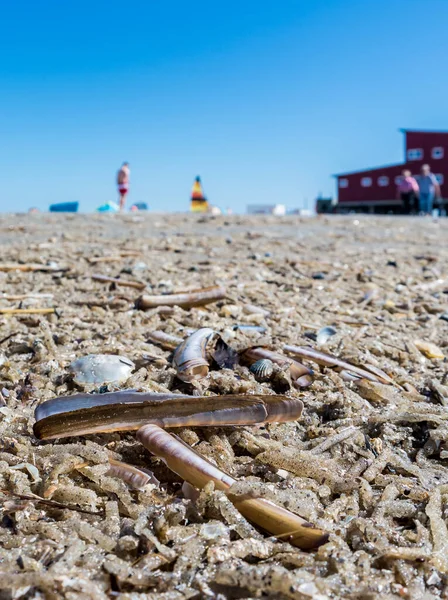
[117, 162, 130, 211]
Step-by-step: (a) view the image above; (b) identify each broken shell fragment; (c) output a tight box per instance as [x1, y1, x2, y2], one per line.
[172, 328, 216, 382]
[107, 458, 159, 489]
[353, 379, 399, 403]
[414, 340, 445, 359]
[249, 359, 274, 382]
[147, 330, 184, 350]
[69, 354, 135, 386]
[242, 303, 271, 317]
[92, 274, 146, 290]
[137, 424, 328, 550]
[233, 325, 267, 333]
[316, 326, 337, 346]
[136, 285, 226, 310]
[33, 391, 303, 440]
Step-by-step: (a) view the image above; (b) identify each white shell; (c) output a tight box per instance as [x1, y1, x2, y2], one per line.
[316, 326, 337, 346]
[69, 354, 135, 385]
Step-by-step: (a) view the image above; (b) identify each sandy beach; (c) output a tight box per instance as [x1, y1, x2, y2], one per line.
[0, 213, 447, 599]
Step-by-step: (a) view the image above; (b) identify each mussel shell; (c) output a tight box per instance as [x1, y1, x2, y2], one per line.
[250, 359, 274, 382]
[69, 354, 135, 385]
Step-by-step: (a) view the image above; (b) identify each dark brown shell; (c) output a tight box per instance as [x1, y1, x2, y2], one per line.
[33, 391, 303, 440]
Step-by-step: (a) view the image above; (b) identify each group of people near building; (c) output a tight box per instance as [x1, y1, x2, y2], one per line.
[117, 161, 441, 216]
[396, 164, 441, 215]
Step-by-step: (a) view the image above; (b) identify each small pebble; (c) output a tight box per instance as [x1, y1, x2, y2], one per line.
[133, 261, 147, 271]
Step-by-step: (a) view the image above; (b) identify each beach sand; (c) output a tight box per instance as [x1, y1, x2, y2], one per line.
[0, 213, 447, 599]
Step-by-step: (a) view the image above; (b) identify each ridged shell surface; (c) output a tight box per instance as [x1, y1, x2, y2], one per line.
[249, 359, 274, 381]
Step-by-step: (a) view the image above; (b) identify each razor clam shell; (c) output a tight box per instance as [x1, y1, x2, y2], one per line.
[316, 326, 337, 346]
[249, 359, 274, 382]
[137, 424, 328, 550]
[283, 345, 394, 385]
[33, 391, 302, 440]
[107, 458, 159, 489]
[172, 327, 216, 382]
[136, 285, 226, 310]
[69, 354, 135, 386]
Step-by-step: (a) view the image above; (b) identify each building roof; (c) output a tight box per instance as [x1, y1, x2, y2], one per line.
[333, 162, 403, 178]
[334, 128, 448, 177]
[399, 128, 448, 134]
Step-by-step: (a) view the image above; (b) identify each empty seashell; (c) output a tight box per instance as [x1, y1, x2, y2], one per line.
[414, 340, 445, 359]
[172, 328, 216, 382]
[9, 462, 41, 483]
[250, 359, 274, 382]
[316, 326, 337, 346]
[69, 354, 135, 385]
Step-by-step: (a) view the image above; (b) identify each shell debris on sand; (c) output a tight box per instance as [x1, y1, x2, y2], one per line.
[0, 213, 448, 599]
[69, 354, 135, 385]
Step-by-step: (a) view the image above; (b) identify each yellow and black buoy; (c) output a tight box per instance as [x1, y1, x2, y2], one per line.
[190, 176, 209, 213]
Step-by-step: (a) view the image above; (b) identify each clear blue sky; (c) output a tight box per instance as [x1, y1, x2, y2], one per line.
[2, 0, 448, 213]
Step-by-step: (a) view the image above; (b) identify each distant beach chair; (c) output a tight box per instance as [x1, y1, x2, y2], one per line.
[130, 202, 149, 211]
[97, 202, 119, 213]
[49, 202, 79, 213]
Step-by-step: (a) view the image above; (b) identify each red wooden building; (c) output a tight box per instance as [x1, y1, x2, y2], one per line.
[335, 130, 448, 212]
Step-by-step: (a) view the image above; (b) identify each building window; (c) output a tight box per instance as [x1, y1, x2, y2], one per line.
[394, 176, 403, 185]
[407, 148, 423, 160]
[432, 147, 444, 159]
[435, 174, 444, 184]
[339, 178, 349, 188]
[378, 176, 389, 187]
[361, 177, 372, 187]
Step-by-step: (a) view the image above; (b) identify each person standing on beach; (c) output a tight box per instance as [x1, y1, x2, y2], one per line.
[417, 164, 440, 215]
[396, 169, 419, 214]
[117, 162, 130, 211]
